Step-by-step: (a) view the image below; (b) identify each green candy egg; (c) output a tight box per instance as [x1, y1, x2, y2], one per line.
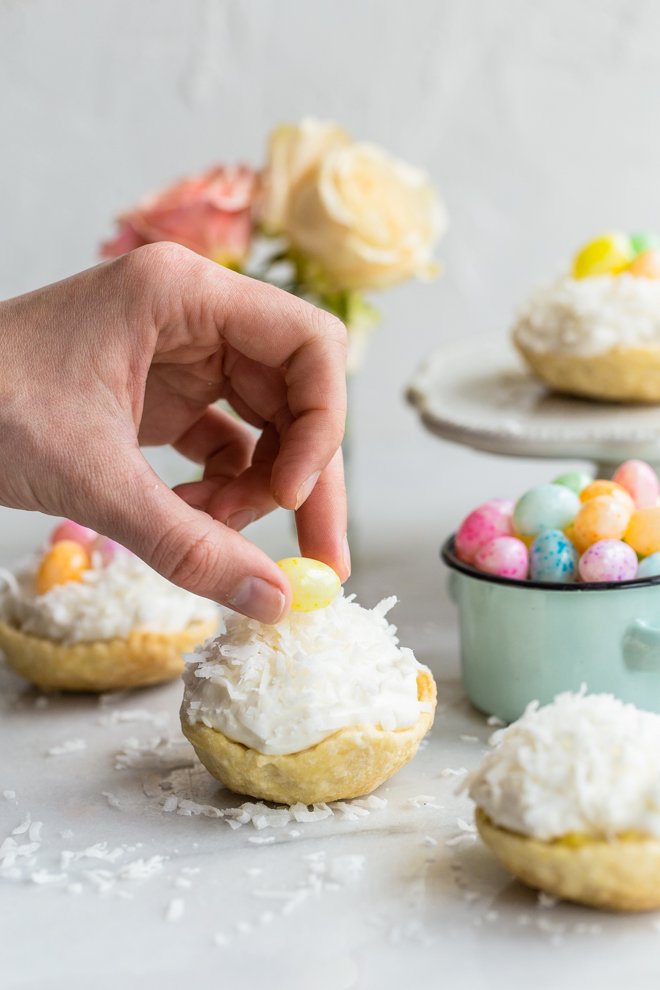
[552, 470, 593, 495]
[513, 484, 581, 537]
[631, 232, 660, 256]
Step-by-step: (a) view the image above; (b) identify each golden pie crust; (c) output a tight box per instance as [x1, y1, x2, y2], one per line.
[515, 340, 660, 403]
[181, 669, 437, 805]
[0, 617, 218, 693]
[476, 807, 660, 911]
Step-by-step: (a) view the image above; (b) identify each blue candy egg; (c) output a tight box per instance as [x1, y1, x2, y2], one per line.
[637, 552, 660, 579]
[513, 484, 581, 537]
[529, 529, 578, 583]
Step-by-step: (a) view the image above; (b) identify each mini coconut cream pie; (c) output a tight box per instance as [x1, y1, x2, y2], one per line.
[467, 691, 660, 911]
[181, 557, 436, 806]
[512, 232, 660, 402]
[0, 520, 218, 692]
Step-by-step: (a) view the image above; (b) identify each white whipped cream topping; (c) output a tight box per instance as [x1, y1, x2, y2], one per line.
[468, 692, 660, 840]
[512, 274, 660, 357]
[0, 552, 218, 643]
[182, 593, 431, 756]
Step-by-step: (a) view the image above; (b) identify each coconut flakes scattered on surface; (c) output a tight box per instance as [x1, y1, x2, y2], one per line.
[12, 814, 32, 835]
[98, 708, 169, 728]
[439, 767, 467, 778]
[114, 735, 193, 771]
[101, 791, 121, 809]
[46, 738, 86, 757]
[248, 850, 368, 921]
[487, 715, 505, 727]
[407, 795, 442, 809]
[165, 897, 185, 922]
[2, 790, 16, 800]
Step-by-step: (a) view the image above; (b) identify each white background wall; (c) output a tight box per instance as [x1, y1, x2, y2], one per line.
[2, 0, 660, 551]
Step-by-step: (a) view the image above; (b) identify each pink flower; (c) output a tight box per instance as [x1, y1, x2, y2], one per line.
[101, 165, 258, 267]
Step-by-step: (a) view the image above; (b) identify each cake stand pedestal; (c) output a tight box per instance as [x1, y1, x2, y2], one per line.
[407, 336, 660, 478]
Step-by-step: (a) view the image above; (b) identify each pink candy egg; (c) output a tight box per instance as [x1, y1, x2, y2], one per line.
[455, 500, 514, 564]
[578, 539, 638, 583]
[91, 535, 130, 565]
[613, 459, 660, 510]
[50, 520, 97, 549]
[473, 536, 529, 580]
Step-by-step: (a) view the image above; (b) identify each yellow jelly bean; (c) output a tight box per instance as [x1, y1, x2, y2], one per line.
[625, 508, 660, 556]
[626, 249, 660, 280]
[276, 557, 341, 612]
[572, 233, 634, 279]
[36, 540, 90, 595]
[579, 480, 635, 514]
[572, 495, 632, 553]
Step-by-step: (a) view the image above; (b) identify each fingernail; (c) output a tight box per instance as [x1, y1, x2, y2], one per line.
[229, 577, 286, 624]
[295, 471, 321, 510]
[342, 533, 351, 578]
[226, 509, 257, 531]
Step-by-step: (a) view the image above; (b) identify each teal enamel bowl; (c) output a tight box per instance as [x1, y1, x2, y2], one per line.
[442, 536, 660, 723]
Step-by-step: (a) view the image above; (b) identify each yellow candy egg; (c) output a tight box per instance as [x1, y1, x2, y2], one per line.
[36, 540, 90, 595]
[572, 495, 632, 553]
[579, 480, 635, 514]
[276, 556, 341, 612]
[625, 508, 660, 556]
[572, 233, 634, 279]
[626, 249, 660, 280]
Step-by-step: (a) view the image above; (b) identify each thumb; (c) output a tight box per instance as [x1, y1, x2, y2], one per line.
[89, 448, 291, 624]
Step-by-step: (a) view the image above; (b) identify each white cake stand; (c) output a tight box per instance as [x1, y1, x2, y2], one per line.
[407, 336, 660, 478]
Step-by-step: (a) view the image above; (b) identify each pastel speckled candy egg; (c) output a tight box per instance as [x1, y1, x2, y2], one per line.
[613, 460, 660, 510]
[626, 249, 660, 279]
[572, 495, 632, 553]
[572, 233, 634, 279]
[631, 232, 660, 255]
[579, 480, 635, 514]
[529, 530, 578, 583]
[473, 537, 529, 580]
[455, 499, 514, 564]
[637, 553, 660, 580]
[513, 485, 580, 538]
[36, 540, 91, 595]
[276, 557, 341, 612]
[578, 540, 638, 584]
[625, 508, 660, 556]
[50, 520, 96, 549]
[552, 470, 592, 495]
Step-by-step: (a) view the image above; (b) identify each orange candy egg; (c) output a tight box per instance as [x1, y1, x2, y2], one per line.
[572, 495, 632, 553]
[626, 249, 660, 280]
[36, 540, 90, 595]
[579, 480, 635, 514]
[625, 508, 660, 556]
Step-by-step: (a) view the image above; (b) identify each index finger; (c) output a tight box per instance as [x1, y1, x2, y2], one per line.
[214, 273, 348, 510]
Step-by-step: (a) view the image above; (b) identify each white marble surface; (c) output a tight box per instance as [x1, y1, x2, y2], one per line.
[3, 442, 660, 990]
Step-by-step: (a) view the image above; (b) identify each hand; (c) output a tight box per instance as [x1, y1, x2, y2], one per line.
[0, 243, 348, 622]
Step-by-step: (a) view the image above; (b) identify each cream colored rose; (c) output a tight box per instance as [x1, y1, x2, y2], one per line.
[261, 118, 350, 235]
[284, 142, 446, 292]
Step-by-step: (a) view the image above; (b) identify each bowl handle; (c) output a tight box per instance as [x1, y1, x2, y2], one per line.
[623, 619, 660, 672]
